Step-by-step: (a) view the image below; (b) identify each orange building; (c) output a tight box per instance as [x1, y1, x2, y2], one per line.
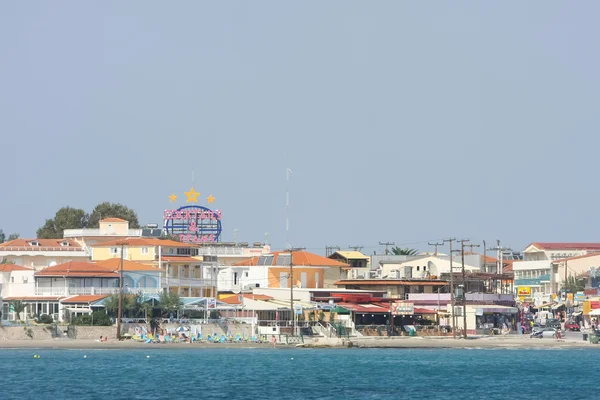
[230, 250, 350, 291]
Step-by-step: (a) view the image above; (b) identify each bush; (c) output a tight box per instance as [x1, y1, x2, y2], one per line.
[71, 311, 113, 326]
[38, 314, 53, 324]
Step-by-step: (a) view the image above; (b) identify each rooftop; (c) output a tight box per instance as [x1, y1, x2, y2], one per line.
[95, 258, 158, 271]
[0, 239, 83, 251]
[0, 264, 32, 272]
[61, 295, 108, 304]
[329, 251, 370, 260]
[529, 242, 600, 251]
[35, 261, 119, 278]
[100, 218, 128, 223]
[91, 238, 196, 248]
[233, 250, 349, 268]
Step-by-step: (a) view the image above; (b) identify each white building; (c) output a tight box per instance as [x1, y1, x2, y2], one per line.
[513, 242, 600, 298]
[379, 255, 480, 280]
[0, 238, 88, 271]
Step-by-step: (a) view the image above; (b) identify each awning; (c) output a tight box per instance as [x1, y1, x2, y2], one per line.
[551, 303, 564, 310]
[572, 312, 582, 316]
[67, 308, 92, 313]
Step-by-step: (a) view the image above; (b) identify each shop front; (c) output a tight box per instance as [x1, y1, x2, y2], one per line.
[474, 305, 518, 335]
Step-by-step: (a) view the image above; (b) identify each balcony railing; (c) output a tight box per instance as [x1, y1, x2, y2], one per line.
[0, 246, 86, 252]
[196, 247, 245, 256]
[63, 229, 143, 237]
[34, 287, 163, 296]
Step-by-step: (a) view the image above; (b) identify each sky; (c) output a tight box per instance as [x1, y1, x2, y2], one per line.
[1, 2, 599, 256]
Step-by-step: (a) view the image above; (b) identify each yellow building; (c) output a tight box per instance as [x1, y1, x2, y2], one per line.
[91, 238, 218, 297]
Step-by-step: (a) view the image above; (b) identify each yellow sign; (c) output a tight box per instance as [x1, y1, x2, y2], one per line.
[517, 287, 531, 296]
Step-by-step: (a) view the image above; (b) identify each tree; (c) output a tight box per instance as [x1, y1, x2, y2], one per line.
[1, 258, 15, 264]
[561, 275, 586, 293]
[0, 229, 5, 243]
[9, 300, 28, 321]
[158, 291, 182, 317]
[88, 202, 140, 229]
[7, 233, 19, 241]
[390, 247, 419, 256]
[37, 207, 89, 239]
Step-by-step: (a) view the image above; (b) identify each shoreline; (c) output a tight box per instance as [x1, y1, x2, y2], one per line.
[1, 336, 598, 350]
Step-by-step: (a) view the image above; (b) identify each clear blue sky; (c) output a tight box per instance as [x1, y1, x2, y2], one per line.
[1, 2, 598, 255]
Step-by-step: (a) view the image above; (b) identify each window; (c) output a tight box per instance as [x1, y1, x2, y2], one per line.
[423, 266, 427, 271]
[11, 277, 14, 283]
[245, 272, 249, 278]
[110, 247, 118, 255]
[141, 247, 149, 255]
[416, 266, 420, 271]
[234, 272, 238, 285]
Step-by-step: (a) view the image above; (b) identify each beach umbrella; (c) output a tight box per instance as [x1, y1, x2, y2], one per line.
[176, 326, 189, 332]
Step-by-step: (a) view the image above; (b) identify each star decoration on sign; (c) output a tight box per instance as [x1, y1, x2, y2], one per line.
[207, 194, 215, 203]
[184, 187, 200, 203]
[169, 194, 177, 202]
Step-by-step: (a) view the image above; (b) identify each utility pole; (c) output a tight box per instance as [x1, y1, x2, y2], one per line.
[483, 240, 487, 273]
[348, 245, 363, 252]
[116, 242, 125, 340]
[443, 238, 456, 339]
[428, 241, 444, 256]
[289, 247, 306, 337]
[325, 245, 340, 257]
[487, 240, 512, 293]
[461, 240, 478, 339]
[379, 242, 395, 255]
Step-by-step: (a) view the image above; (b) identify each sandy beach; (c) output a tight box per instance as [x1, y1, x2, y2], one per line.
[1, 336, 598, 350]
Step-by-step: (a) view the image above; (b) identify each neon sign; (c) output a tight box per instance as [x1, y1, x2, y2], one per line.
[163, 205, 223, 244]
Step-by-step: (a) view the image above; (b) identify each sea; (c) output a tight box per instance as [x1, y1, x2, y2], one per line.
[0, 347, 597, 399]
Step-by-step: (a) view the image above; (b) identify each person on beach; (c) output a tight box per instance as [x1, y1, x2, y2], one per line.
[271, 335, 276, 348]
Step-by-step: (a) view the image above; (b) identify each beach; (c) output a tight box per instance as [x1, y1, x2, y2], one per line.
[0, 335, 597, 350]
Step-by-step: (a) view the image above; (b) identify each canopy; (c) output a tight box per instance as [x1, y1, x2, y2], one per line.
[331, 306, 351, 314]
[588, 309, 600, 316]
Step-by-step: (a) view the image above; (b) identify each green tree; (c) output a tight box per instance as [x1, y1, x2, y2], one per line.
[390, 247, 419, 256]
[0, 229, 5, 243]
[7, 233, 20, 241]
[1, 258, 15, 264]
[37, 207, 89, 239]
[158, 291, 182, 317]
[9, 300, 28, 321]
[88, 202, 140, 229]
[561, 275, 586, 293]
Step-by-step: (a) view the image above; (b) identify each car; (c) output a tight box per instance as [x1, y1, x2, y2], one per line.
[531, 327, 557, 339]
[546, 319, 561, 329]
[564, 321, 580, 331]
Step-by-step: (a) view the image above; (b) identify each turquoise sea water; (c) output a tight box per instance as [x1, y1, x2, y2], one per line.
[0, 347, 597, 399]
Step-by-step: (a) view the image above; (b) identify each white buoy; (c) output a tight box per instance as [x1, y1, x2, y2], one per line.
[84, 355, 87, 358]
[291, 357, 294, 360]
[147, 355, 150, 358]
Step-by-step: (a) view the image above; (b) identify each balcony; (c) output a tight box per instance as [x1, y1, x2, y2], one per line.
[196, 247, 245, 256]
[34, 287, 162, 296]
[63, 229, 143, 237]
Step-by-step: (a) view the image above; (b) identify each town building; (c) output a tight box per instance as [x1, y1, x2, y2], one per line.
[0, 238, 88, 271]
[224, 250, 350, 293]
[513, 242, 600, 300]
[91, 238, 218, 297]
[328, 251, 370, 279]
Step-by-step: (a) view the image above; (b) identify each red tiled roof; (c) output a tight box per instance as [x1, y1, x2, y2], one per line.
[0, 238, 82, 251]
[35, 261, 119, 278]
[95, 258, 158, 271]
[233, 251, 349, 268]
[91, 238, 196, 248]
[61, 295, 108, 304]
[0, 264, 32, 272]
[530, 243, 600, 251]
[161, 256, 203, 263]
[551, 252, 600, 264]
[100, 218, 128, 223]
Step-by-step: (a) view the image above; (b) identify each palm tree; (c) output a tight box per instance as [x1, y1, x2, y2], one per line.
[390, 247, 419, 256]
[9, 300, 28, 321]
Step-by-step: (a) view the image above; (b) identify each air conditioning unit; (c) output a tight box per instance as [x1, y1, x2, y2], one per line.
[454, 306, 463, 316]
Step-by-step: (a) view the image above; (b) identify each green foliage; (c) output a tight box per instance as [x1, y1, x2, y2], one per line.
[318, 310, 325, 323]
[103, 293, 120, 313]
[7, 233, 19, 241]
[0, 229, 4, 243]
[329, 312, 336, 323]
[38, 314, 54, 324]
[308, 311, 315, 322]
[103, 293, 151, 318]
[88, 202, 140, 229]
[72, 311, 112, 326]
[209, 310, 221, 319]
[9, 300, 27, 321]
[1, 258, 15, 264]
[390, 247, 419, 256]
[158, 291, 182, 316]
[561, 275, 586, 293]
[37, 207, 89, 239]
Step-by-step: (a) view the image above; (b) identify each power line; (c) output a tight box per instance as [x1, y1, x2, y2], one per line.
[428, 241, 444, 256]
[487, 240, 512, 293]
[325, 245, 340, 257]
[348, 245, 363, 251]
[443, 238, 457, 339]
[379, 242, 395, 255]
[457, 239, 472, 339]
[288, 246, 305, 337]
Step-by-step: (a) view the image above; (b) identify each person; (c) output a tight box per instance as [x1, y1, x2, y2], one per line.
[97, 336, 103, 342]
[271, 335, 276, 348]
[102, 336, 108, 342]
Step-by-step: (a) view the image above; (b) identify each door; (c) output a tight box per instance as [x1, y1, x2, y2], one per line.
[315, 272, 320, 288]
[301, 272, 307, 288]
[279, 272, 288, 288]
